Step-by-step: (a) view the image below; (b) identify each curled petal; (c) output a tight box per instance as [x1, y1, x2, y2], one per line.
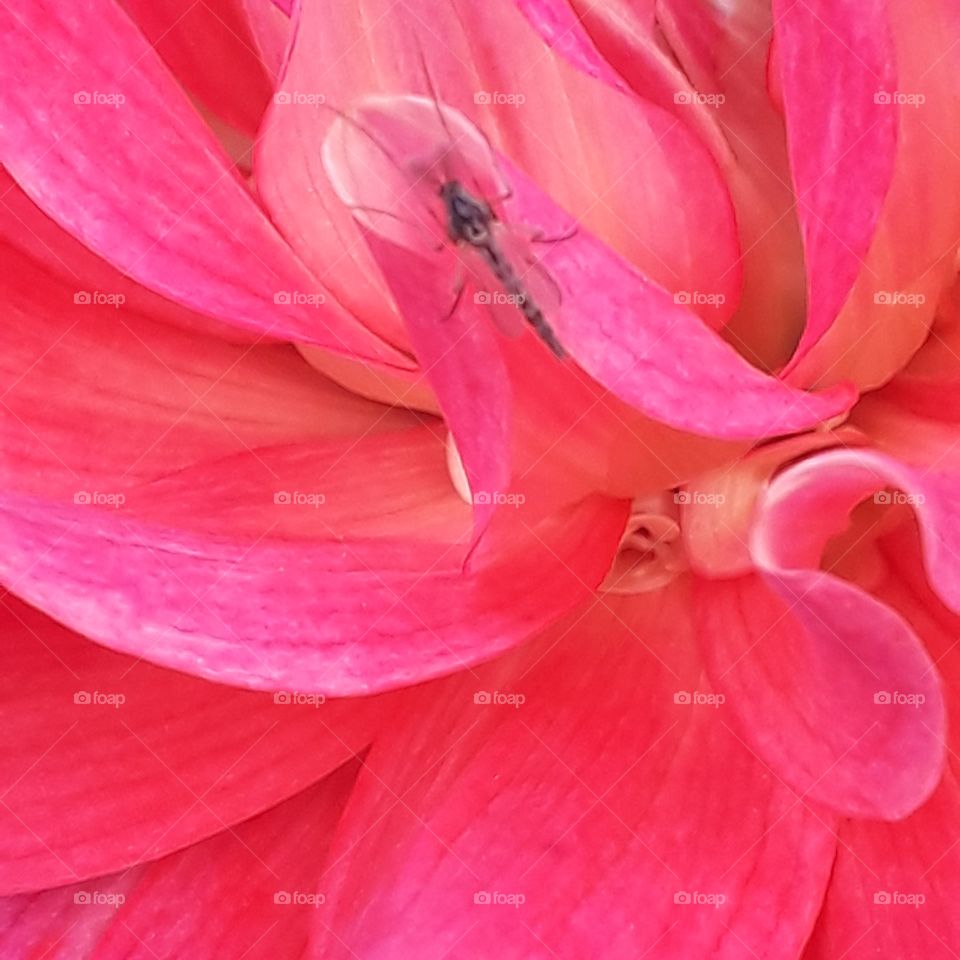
[698, 447, 957, 819]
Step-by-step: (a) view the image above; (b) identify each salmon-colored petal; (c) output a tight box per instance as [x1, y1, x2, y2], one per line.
[0, 0, 404, 366]
[774, 0, 897, 372]
[0, 245, 411, 500]
[312, 591, 836, 958]
[0, 169, 264, 345]
[784, 0, 960, 388]
[0, 595, 383, 894]
[0, 760, 359, 957]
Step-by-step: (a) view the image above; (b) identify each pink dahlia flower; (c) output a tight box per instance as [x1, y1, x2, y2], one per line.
[1, 0, 960, 956]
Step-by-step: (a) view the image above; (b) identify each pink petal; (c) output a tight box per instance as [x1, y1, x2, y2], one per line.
[322, 94, 854, 444]
[0, 0, 403, 366]
[804, 555, 960, 958]
[0, 760, 358, 957]
[0, 169, 265, 345]
[774, 0, 897, 372]
[312, 592, 836, 958]
[699, 447, 960, 819]
[257, 0, 744, 346]
[0, 595, 384, 894]
[0, 464, 626, 694]
[241, 0, 294, 82]
[501, 154, 855, 438]
[121, 0, 274, 136]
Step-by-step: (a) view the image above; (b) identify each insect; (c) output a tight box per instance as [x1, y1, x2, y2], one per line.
[322, 75, 571, 359]
[439, 178, 567, 359]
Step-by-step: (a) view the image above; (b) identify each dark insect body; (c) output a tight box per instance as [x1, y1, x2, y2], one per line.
[439, 179, 566, 359]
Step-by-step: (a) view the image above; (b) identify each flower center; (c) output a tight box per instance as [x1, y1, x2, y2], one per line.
[602, 496, 688, 594]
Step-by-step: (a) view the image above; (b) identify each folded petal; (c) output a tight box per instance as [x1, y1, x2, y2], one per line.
[312, 590, 836, 958]
[774, 0, 897, 371]
[698, 447, 960, 819]
[0, 595, 384, 894]
[783, 0, 960, 387]
[322, 95, 854, 448]
[804, 548, 960, 959]
[0, 759, 358, 958]
[0, 0, 404, 365]
[257, 0, 743, 349]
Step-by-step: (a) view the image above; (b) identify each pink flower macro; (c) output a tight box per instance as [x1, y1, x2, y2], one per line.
[2, 0, 960, 956]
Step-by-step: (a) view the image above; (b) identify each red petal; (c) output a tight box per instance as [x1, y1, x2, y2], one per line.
[313, 592, 836, 958]
[0, 0, 402, 366]
[121, 0, 273, 136]
[0, 595, 383, 894]
[0, 761, 358, 957]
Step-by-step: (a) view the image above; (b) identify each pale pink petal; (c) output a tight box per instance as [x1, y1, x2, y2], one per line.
[0, 595, 384, 894]
[312, 592, 836, 958]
